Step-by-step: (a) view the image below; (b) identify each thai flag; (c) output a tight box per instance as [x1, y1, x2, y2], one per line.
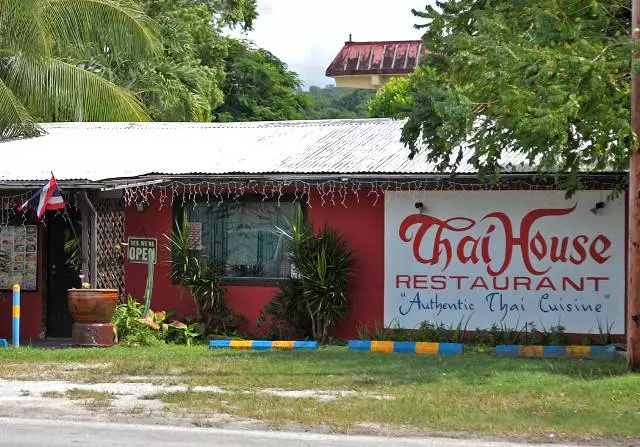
[18, 176, 66, 219]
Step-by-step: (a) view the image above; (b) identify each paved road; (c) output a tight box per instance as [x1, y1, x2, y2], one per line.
[0, 417, 589, 447]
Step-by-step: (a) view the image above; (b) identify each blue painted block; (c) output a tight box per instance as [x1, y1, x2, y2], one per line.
[496, 345, 520, 356]
[252, 340, 272, 351]
[209, 340, 231, 349]
[393, 341, 416, 353]
[543, 345, 567, 359]
[589, 345, 616, 360]
[439, 342, 464, 355]
[0, 339, 7, 347]
[293, 341, 318, 350]
[348, 340, 372, 351]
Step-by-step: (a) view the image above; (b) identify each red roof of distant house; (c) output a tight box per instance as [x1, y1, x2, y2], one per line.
[325, 40, 426, 77]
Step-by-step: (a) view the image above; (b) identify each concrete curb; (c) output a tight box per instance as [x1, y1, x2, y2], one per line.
[347, 340, 464, 355]
[495, 344, 616, 360]
[209, 340, 318, 351]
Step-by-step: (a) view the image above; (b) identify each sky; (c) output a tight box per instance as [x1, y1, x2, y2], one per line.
[234, 0, 431, 88]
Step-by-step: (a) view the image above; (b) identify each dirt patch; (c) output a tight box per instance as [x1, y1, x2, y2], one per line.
[258, 388, 394, 402]
[0, 378, 371, 416]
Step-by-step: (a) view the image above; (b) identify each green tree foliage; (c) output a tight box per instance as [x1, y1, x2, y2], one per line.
[91, 0, 250, 122]
[0, 0, 158, 140]
[215, 38, 308, 121]
[97, 1, 306, 123]
[379, 0, 634, 192]
[134, 0, 257, 121]
[302, 86, 374, 119]
[368, 76, 413, 119]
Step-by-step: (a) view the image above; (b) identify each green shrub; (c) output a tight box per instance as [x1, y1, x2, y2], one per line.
[112, 295, 201, 346]
[272, 208, 354, 343]
[166, 213, 243, 335]
[539, 324, 569, 346]
[258, 278, 311, 339]
[112, 295, 146, 343]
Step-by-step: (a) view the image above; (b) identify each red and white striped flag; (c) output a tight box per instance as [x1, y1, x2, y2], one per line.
[18, 176, 66, 220]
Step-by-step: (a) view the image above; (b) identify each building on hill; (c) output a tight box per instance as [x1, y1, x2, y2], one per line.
[325, 40, 426, 90]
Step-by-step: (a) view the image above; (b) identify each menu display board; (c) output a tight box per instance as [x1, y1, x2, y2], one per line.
[0, 225, 38, 291]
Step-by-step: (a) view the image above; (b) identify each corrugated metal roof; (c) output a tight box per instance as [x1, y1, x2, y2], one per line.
[0, 118, 530, 183]
[325, 41, 427, 77]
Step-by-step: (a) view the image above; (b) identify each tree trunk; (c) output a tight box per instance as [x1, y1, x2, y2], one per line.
[630, 0, 640, 371]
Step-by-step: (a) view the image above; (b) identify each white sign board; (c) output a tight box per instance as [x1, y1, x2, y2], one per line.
[384, 191, 625, 334]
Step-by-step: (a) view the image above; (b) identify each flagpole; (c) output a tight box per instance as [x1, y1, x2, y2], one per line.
[18, 174, 85, 281]
[53, 172, 86, 283]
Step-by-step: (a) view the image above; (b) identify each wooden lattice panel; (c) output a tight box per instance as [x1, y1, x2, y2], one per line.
[93, 198, 126, 299]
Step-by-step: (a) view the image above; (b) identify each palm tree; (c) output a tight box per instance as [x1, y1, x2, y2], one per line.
[0, 0, 158, 140]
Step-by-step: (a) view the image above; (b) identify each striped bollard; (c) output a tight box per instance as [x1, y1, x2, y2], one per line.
[495, 344, 617, 360]
[347, 340, 464, 355]
[209, 340, 318, 351]
[12, 284, 20, 347]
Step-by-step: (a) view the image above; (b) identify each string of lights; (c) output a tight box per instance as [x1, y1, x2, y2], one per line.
[121, 177, 624, 210]
[0, 191, 81, 227]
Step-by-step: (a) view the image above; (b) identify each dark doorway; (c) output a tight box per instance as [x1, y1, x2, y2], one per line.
[46, 211, 81, 338]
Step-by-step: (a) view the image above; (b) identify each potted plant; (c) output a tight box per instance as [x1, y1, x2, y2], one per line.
[65, 234, 120, 346]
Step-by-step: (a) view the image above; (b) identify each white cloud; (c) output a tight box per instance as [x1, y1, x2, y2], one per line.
[235, 0, 431, 88]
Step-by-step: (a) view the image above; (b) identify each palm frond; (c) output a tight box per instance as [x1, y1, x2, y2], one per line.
[42, 0, 159, 57]
[5, 54, 149, 121]
[0, 77, 41, 141]
[0, 0, 49, 55]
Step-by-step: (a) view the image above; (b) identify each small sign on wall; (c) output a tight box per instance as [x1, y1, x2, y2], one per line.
[188, 222, 202, 250]
[127, 237, 157, 264]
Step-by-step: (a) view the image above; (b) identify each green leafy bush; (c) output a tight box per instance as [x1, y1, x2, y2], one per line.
[258, 278, 311, 339]
[111, 295, 200, 346]
[164, 320, 201, 347]
[273, 209, 354, 343]
[112, 296, 163, 346]
[539, 324, 569, 346]
[166, 214, 243, 335]
[597, 319, 615, 345]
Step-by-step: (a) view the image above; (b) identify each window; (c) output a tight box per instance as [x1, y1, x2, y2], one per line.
[184, 197, 301, 280]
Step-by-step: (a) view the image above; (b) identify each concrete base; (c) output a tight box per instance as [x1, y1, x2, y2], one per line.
[72, 323, 115, 347]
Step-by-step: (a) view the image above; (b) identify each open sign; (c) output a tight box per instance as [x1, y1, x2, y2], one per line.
[127, 237, 157, 264]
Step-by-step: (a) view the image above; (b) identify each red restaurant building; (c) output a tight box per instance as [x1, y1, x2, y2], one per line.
[0, 119, 627, 341]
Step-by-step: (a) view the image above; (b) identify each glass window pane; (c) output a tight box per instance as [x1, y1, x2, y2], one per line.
[186, 200, 299, 279]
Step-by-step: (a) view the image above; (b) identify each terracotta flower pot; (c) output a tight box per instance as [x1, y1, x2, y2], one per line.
[68, 289, 118, 324]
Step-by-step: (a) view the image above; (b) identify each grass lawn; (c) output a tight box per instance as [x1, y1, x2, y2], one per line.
[0, 344, 638, 441]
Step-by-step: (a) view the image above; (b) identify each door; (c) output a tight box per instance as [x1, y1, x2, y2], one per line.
[46, 212, 81, 337]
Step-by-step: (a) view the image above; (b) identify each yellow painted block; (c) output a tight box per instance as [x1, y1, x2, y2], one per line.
[371, 341, 394, 353]
[566, 345, 590, 358]
[12, 305, 19, 318]
[415, 342, 439, 355]
[230, 340, 253, 350]
[521, 345, 543, 357]
[272, 341, 294, 350]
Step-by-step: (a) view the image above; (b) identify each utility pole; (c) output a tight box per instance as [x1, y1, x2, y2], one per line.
[629, 0, 640, 371]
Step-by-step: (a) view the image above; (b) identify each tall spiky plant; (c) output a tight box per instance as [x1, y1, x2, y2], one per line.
[276, 208, 354, 343]
[0, 0, 159, 140]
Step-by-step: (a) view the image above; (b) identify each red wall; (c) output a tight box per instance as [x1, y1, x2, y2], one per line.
[124, 192, 385, 338]
[306, 193, 384, 338]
